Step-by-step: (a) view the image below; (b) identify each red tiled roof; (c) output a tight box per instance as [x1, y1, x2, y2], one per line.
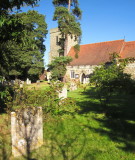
[120, 41, 135, 59]
[68, 40, 135, 66]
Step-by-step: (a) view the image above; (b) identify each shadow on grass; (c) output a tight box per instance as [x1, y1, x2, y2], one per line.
[42, 117, 97, 160]
[77, 87, 135, 153]
[76, 87, 102, 114]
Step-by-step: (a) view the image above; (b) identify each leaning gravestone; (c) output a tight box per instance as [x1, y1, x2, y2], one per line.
[58, 85, 67, 99]
[11, 107, 43, 157]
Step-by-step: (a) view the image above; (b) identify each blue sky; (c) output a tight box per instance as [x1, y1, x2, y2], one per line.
[22, 0, 135, 66]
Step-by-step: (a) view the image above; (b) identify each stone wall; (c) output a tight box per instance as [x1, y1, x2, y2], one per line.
[49, 28, 61, 63]
[66, 63, 135, 83]
[124, 62, 135, 79]
[66, 65, 98, 83]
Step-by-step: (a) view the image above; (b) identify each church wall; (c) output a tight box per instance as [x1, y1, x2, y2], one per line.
[66, 62, 135, 83]
[124, 62, 135, 79]
[66, 65, 99, 83]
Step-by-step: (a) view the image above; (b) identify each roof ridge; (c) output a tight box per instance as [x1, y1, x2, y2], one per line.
[125, 41, 135, 43]
[80, 39, 125, 46]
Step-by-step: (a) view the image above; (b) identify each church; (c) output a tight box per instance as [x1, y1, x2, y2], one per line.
[49, 28, 135, 83]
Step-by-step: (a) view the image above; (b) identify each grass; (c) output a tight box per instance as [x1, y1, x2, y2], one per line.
[26, 81, 49, 90]
[1, 86, 135, 159]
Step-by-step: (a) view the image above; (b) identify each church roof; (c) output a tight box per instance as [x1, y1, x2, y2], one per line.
[68, 40, 135, 66]
[120, 41, 135, 59]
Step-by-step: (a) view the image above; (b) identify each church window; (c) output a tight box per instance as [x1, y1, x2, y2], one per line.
[71, 70, 75, 78]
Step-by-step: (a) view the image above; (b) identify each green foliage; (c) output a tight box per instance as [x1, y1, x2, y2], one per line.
[0, 10, 47, 81]
[0, 0, 39, 12]
[0, 85, 13, 113]
[90, 62, 135, 107]
[74, 44, 80, 58]
[48, 56, 72, 81]
[53, 0, 82, 55]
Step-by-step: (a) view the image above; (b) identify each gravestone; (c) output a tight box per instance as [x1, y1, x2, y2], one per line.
[26, 78, 31, 85]
[11, 107, 43, 157]
[58, 86, 67, 99]
[36, 80, 40, 85]
[20, 84, 23, 88]
[70, 82, 77, 91]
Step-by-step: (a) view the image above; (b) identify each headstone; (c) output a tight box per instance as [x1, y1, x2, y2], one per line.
[26, 78, 31, 85]
[21, 81, 25, 84]
[58, 86, 67, 99]
[11, 107, 43, 157]
[70, 83, 77, 91]
[20, 84, 23, 88]
[36, 80, 40, 85]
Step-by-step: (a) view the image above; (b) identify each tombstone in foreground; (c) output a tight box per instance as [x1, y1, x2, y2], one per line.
[11, 107, 43, 157]
[58, 85, 67, 99]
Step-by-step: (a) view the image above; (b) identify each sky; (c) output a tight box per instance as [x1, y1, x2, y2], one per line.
[22, 0, 135, 66]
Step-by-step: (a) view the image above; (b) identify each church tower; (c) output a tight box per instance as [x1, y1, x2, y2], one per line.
[49, 28, 78, 63]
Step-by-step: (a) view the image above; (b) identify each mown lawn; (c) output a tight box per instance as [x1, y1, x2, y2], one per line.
[1, 86, 135, 160]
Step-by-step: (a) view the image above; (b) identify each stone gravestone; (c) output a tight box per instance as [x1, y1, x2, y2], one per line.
[11, 107, 43, 157]
[26, 78, 31, 85]
[70, 82, 77, 91]
[36, 80, 40, 85]
[58, 86, 67, 99]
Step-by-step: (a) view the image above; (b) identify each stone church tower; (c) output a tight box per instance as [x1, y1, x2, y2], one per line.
[49, 28, 78, 63]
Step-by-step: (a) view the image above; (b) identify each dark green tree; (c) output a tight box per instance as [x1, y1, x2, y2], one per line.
[53, 0, 82, 56]
[7, 10, 47, 81]
[0, 0, 42, 79]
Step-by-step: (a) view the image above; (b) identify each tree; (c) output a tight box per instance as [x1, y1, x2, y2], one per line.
[53, 0, 82, 56]
[8, 11, 47, 81]
[90, 54, 135, 108]
[0, 0, 42, 79]
[48, 56, 72, 81]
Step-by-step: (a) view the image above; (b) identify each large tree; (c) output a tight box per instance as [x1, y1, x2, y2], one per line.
[2, 10, 47, 80]
[53, 0, 82, 56]
[0, 0, 48, 81]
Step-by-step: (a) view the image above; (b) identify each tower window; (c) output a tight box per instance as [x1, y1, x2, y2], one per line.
[56, 36, 59, 45]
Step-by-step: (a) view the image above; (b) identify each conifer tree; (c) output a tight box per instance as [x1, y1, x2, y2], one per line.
[53, 0, 82, 56]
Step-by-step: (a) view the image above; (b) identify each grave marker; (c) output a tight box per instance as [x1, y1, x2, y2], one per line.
[11, 107, 43, 157]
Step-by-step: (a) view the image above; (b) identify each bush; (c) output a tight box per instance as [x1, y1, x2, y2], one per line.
[90, 63, 135, 108]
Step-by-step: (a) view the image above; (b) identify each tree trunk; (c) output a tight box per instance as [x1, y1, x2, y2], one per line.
[68, 0, 71, 11]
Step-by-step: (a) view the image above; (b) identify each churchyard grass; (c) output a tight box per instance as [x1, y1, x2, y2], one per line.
[1, 86, 135, 159]
[27, 81, 49, 90]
